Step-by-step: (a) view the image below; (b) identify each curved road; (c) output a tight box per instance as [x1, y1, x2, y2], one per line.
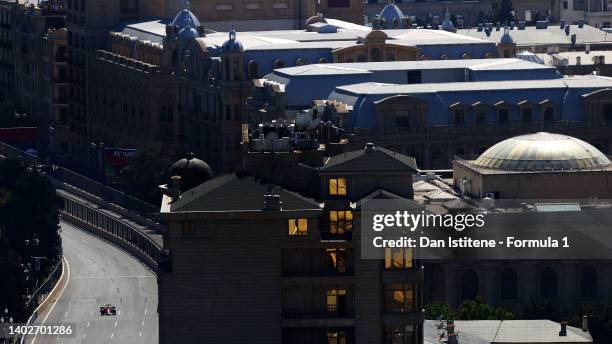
[29, 221, 158, 344]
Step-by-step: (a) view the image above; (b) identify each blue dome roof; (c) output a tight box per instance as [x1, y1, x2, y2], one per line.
[171, 9, 201, 30]
[178, 27, 199, 39]
[378, 3, 406, 29]
[221, 30, 243, 53]
[500, 28, 514, 44]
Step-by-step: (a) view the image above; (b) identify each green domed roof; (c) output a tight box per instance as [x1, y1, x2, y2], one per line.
[168, 154, 213, 191]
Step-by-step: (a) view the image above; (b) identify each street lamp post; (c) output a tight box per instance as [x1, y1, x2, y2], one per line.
[48, 123, 55, 166]
[90, 138, 105, 186]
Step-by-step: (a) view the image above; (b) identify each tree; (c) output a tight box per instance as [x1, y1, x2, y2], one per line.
[425, 297, 516, 321]
[569, 303, 612, 343]
[0, 237, 29, 323]
[523, 298, 567, 322]
[118, 143, 177, 204]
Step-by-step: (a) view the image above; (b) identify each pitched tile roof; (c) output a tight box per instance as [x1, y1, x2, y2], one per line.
[320, 146, 418, 173]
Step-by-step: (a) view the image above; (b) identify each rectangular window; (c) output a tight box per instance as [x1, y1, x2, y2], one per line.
[329, 178, 347, 196]
[543, 107, 554, 121]
[395, 116, 410, 127]
[384, 326, 415, 344]
[454, 109, 465, 125]
[327, 331, 347, 344]
[384, 284, 416, 313]
[326, 248, 347, 273]
[327, 0, 349, 6]
[407, 70, 421, 84]
[288, 218, 308, 236]
[521, 108, 533, 122]
[563, 0, 568, 9]
[573, 0, 585, 10]
[329, 211, 353, 234]
[326, 289, 347, 312]
[498, 109, 509, 123]
[604, 103, 612, 121]
[475, 111, 487, 124]
[385, 247, 413, 269]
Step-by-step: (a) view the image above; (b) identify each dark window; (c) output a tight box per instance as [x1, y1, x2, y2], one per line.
[430, 147, 444, 163]
[396, 116, 410, 127]
[580, 266, 597, 297]
[454, 109, 465, 125]
[563, 0, 568, 9]
[384, 325, 415, 344]
[455, 147, 465, 157]
[573, 0, 585, 10]
[327, 0, 350, 7]
[604, 103, 612, 121]
[541, 267, 558, 298]
[521, 108, 533, 122]
[500, 268, 518, 300]
[543, 107, 554, 121]
[371, 48, 382, 62]
[407, 70, 421, 84]
[498, 109, 509, 123]
[462, 269, 478, 300]
[476, 111, 487, 124]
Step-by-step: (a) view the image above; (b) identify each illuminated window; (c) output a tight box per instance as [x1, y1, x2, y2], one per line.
[326, 248, 347, 273]
[326, 289, 347, 312]
[329, 211, 353, 234]
[288, 218, 308, 236]
[384, 284, 415, 313]
[385, 247, 413, 269]
[327, 331, 346, 344]
[329, 178, 347, 196]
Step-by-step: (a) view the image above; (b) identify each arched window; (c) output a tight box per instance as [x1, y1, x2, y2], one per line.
[295, 58, 306, 66]
[419, 54, 429, 61]
[318, 57, 329, 63]
[580, 266, 597, 297]
[500, 268, 517, 300]
[540, 267, 558, 298]
[408, 149, 422, 166]
[484, 52, 495, 58]
[454, 147, 465, 157]
[273, 58, 285, 69]
[461, 53, 472, 59]
[248, 60, 258, 79]
[462, 269, 479, 300]
[357, 54, 367, 62]
[385, 53, 395, 61]
[430, 147, 444, 163]
[440, 53, 449, 60]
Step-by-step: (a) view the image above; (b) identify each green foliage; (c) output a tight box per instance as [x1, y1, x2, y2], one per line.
[426, 297, 516, 321]
[425, 301, 456, 319]
[0, 159, 61, 322]
[569, 303, 612, 344]
[118, 142, 177, 204]
[523, 298, 568, 322]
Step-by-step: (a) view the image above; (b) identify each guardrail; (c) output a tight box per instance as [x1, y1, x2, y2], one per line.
[58, 190, 162, 271]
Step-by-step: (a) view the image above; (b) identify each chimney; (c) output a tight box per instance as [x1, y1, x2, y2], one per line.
[559, 321, 567, 336]
[447, 320, 458, 344]
[264, 192, 282, 211]
[586, 43, 591, 54]
[365, 142, 376, 153]
[560, 20, 565, 28]
[565, 25, 570, 35]
[582, 315, 588, 332]
[578, 19, 585, 28]
[170, 175, 181, 201]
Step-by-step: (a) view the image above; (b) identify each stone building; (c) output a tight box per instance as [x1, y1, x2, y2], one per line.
[159, 143, 424, 344]
[417, 132, 612, 313]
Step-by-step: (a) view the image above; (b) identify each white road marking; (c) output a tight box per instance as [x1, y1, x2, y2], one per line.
[82, 334, 87, 339]
[141, 320, 145, 326]
[110, 333, 114, 340]
[86, 322, 90, 328]
[32, 257, 71, 344]
[144, 309, 148, 315]
[114, 320, 118, 327]
[117, 310, 121, 316]
[64, 311, 68, 318]
[139, 331, 142, 337]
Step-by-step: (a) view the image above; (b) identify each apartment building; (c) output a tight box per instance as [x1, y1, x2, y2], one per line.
[159, 142, 425, 344]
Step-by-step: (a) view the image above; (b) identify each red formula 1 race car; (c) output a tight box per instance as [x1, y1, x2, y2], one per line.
[100, 304, 117, 316]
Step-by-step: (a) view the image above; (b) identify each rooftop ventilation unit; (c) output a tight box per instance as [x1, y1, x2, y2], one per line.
[536, 20, 548, 29]
[518, 21, 526, 30]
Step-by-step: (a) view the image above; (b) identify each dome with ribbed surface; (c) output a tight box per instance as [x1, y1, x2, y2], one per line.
[473, 132, 611, 171]
[171, 9, 201, 29]
[168, 154, 213, 191]
[221, 30, 243, 53]
[378, 3, 406, 29]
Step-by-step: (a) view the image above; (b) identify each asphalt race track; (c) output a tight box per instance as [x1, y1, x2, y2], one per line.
[27, 221, 158, 344]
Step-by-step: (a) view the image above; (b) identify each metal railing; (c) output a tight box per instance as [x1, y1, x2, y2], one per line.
[59, 191, 162, 269]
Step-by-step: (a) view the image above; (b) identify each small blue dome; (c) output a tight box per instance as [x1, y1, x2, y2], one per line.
[378, 3, 406, 29]
[178, 27, 199, 39]
[500, 28, 514, 44]
[171, 9, 201, 30]
[221, 30, 243, 53]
